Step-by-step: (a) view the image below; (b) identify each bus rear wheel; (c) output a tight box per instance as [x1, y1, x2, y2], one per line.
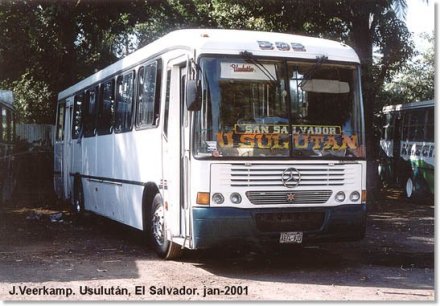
[150, 193, 183, 260]
[72, 177, 84, 215]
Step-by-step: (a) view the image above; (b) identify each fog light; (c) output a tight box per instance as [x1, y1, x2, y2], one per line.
[335, 191, 346, 202]
[350, 191, 361, 202]
[212, 193, 225, 204]
[230, 193, 242, 204]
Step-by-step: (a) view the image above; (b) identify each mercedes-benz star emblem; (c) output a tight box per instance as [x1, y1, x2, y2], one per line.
[281, 167, 301, 188]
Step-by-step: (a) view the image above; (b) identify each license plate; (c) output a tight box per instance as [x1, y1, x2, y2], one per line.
[279, 232, 303, 244]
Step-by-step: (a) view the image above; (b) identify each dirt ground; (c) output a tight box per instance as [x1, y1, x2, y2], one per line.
[0, 188, 434, 301]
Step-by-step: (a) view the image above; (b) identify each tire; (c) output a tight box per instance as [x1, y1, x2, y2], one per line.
[150, 193, 183, 260]
[72, 176, 85, 215]
[404, 176, 415, 200]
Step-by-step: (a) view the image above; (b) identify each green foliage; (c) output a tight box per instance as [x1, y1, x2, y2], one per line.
[1, 71, 54, 124]
[378, 32, 434, 108]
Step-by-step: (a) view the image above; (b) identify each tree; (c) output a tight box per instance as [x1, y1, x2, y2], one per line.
[0, 0, 417, 134]
[0, 0, 148, 123]
[378, 32, 434, 107]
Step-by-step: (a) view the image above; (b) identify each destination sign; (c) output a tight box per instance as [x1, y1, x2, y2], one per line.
[234, 124, 342, 135]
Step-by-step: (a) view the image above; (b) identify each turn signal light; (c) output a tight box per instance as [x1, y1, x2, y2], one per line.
[361, 190, 367, 203]
[196, 192, 210, 205]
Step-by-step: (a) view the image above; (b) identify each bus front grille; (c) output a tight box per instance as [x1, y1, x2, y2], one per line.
[246, 190, 332, 205]
[228, 163, 350, 187]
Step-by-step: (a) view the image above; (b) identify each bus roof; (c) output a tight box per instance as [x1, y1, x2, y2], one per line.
[58, 29, 361, 100]
[0, 90, 14, 109]
[382, 100, 434, 113]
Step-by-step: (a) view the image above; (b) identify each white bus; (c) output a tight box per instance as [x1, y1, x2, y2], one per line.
[379, 100, 434, 200]
[54, 29, 367, 259]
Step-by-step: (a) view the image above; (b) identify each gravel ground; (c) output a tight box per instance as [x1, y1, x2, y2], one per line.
[0, 188, 434, 301]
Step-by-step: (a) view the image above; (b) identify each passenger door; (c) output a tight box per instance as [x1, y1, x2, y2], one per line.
[161, 57, 191, 244]
[62, 97, 74, 200]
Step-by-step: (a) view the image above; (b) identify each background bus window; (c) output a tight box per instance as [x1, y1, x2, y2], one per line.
[115, 71, 134, 132]
[408, 110, 425, 141]
[83, 86, 98, 137]
[425, 108, 434, 142]
[382, 113, 394, 141]
[72, 93, 83, 139]
[136, 61, 161, 128]
[97, 80, 115, 135]
[55, 103, 65, 141]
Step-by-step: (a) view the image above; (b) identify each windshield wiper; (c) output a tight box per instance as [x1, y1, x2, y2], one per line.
[239, 50, 278, 83]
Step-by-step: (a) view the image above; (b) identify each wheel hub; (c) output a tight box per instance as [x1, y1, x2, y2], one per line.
[152, 206, 165, 245]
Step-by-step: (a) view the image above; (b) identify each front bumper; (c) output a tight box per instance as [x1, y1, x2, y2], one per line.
[192, 204, 367, 249]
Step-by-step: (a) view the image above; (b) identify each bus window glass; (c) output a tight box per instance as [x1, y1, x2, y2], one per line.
[137, 61, 160, 127]
[115, 72, 134, 132]
[195, 57, 364, 158]
[426, 108, 434, 142]
[98, 80, 115, 135]
[163, 70, 171, 137]
[84, 87, 98, 137]
[383, 113, 394, 141]
[407, 110, 425, 141]
[401, 112, 409, 140]
[72, 93, 83, 139]
[56, 103, 65, 141]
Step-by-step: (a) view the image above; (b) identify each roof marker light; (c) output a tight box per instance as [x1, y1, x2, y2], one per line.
[291, 42, 306, 52]
[257, 41, 274, 50]
[275, 42, 290, 51]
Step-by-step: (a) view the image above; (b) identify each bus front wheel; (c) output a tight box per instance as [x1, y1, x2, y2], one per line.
[405, 176, 415, 199]
[150, 193, 183, 260]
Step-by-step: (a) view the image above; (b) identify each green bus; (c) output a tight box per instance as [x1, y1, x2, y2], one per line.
[378, 100, 434, 200]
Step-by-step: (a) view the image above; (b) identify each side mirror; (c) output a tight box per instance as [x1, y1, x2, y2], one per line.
[186, 79, 201, 111]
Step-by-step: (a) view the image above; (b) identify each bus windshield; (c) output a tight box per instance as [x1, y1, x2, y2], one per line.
[194, 56, 365, 159]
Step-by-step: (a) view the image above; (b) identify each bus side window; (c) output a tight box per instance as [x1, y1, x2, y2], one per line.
[163, 70, 171, 138]
[56, 102, 65, 141]
[384, 113, 394, 141]
[401, 112, 409, 141]
[72, 93, 83, 139]
[97, 79, 115, 135]
[136, 60, 161, 128]
[84, 86, 98, 137]
[409, 110, 425, 142]
[425, 108, 434, 142]
[115, 71, 135, 133]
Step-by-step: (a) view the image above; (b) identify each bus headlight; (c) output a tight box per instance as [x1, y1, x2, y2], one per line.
[230, 193, 242, 204]
[349, 191, 361, 202]
[335, 191, 346, 202]
[212, 193, 225, 204]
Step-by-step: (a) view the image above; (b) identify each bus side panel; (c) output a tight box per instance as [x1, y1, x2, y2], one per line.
[82, 136, 97, 211]
[71, 132, 82, 203]
[116, 128, 163, 230]
[95, 134, 117, 218]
